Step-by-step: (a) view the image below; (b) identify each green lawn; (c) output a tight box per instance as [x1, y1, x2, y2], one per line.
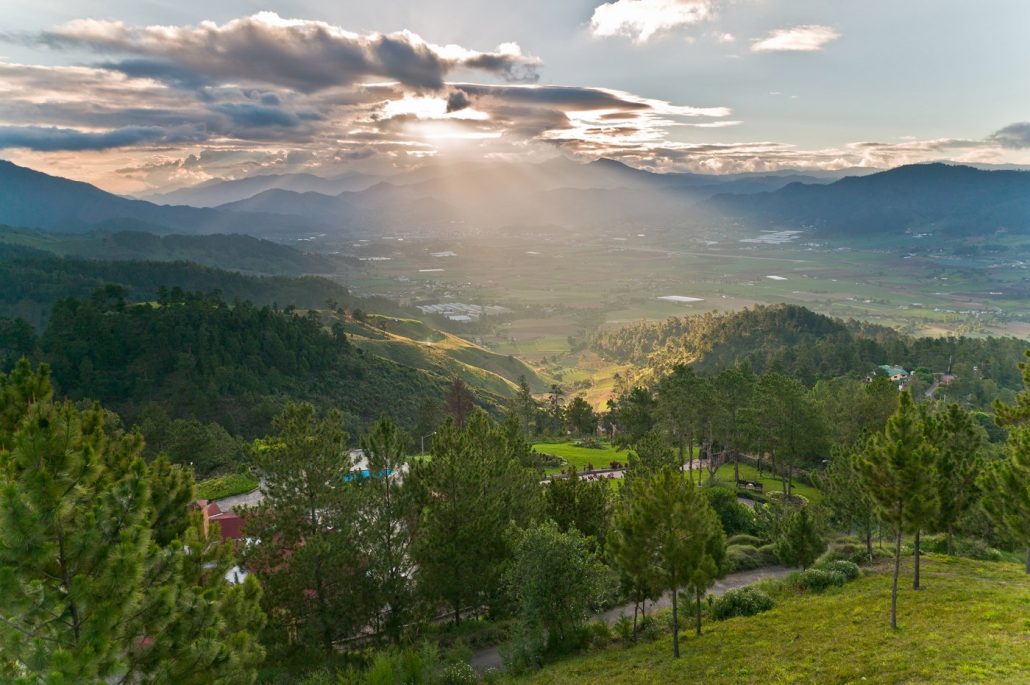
[512, 555, 1030, 684]
[196, 472, 259, 501]
[711, 462, 823, 503]
[532, 441, 629, 473]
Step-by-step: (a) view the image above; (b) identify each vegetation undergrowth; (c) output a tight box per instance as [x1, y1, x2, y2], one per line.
[509, 555, 1030, 684]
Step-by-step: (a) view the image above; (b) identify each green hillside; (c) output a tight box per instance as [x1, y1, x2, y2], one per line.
[513, 555, 1030, 684]
[344, 314, 551, 397]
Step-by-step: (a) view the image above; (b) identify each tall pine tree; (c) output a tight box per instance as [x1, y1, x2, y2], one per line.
[857, 391, 937, 628]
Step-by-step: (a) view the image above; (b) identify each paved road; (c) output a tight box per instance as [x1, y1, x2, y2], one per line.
[470, 565, 793, 675]
[214, 481, 264, 512]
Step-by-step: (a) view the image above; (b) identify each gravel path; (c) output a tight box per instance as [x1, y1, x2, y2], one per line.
[470, 565, 793, 675]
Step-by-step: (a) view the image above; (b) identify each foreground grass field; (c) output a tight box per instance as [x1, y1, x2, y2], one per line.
[512, 555, 1030, 684]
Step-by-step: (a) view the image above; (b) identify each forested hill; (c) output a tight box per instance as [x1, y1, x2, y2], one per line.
[16, 292, 473, 438]
[0, 226, 345, 275]
[591, 304, 1028, 397]
[0, 243, 353, 329]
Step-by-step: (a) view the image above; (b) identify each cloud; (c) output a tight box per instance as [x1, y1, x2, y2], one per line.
[0, 125, 170, 151]
[446, 90, 471, 113]
[751, 25, 840, 52]
[990, 122, 1030, 149]
[590, 0, 715, 43]
[40, 12, 542, 92]
[209, 103, 302, 128]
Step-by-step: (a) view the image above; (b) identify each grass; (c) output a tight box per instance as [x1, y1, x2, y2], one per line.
[532, 440, 629, 473]
[711, 462, 823, 504]
[511, 554, 1030, 684]
[196, 472, 259, 500]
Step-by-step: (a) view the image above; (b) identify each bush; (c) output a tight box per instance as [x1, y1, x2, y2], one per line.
[583, 619, 612, 649]
[757, 543, 780, 564]
[726, 533, 765, 547]
[612, 614, 634, 644]
[923, 534, 1005, 561]
[637, 614, 663, 642]
[712, 586, 776, 620]
[815, 540, 869, 566]
[819, 559, 861, 581]
[440, 662, 477, 685]
[726, 544, 763, 572]
[788, 568, 845, 592]
[705, 486, 759, 536]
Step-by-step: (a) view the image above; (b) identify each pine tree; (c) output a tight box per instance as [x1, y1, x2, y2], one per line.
[986, 350, 1030, 574]
[819, 444, 878, 561]
[924, 403, 984, 556]
[244, 402, 371, 655]
[411, 413, 540, 623]
[775, 506, 825, 570]
[857, 391, 938, 628]
[0, 361, 264, 682]
[357, 417, 415, 642]
[545, 466, 610, 551]
[625, 430, 677, 486]
[610, 468, 725, 657]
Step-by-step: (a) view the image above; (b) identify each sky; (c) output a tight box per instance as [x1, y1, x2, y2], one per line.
[2, 0, 1030, 193]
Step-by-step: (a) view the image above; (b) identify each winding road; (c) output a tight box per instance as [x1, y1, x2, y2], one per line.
[469, 564, 794, 675]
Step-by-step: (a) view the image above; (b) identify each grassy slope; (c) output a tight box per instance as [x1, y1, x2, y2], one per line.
[514, 555, 1030, 684]
[711, 463, 823, 504]
[196, 472, 259, 500]
[532, 441, 630, 472]
[346, 315, 551, 398]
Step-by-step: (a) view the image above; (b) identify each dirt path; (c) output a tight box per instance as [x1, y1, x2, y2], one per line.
[470, 565, 793, 675]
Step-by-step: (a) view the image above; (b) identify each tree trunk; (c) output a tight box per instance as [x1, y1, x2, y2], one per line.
[678, 439, 685, 473]
[695, 590, 702, 636]
[633, 602, 638, 636]
[913, 529, 922, 590]
[733, 450, 740, 483]
[671, 587, 680, 658]
[946, 528, 954, 556]
[865, 528, 873, 563]
[890, 527, 902, 630]
[454, 605, 460, 626]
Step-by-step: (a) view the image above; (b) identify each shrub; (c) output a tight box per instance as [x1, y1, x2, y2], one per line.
[789, 568, 845, 592]
[819, 559, 861, 581]
[726, 533, 765, 547]
[637, 614, 663, 642]
[705, 486, 759, 536]
[726, 544, 763, 572]
[923, 534, 1005, 561]
[440, 662, 477, 685]
[757, 543, 780, 564]
[612, 614, 634, 644]
[712, 586, 776, 620]
[583, 619, 612, 649]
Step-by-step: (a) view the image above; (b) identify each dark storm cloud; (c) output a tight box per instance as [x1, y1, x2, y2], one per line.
[39, 13, 542, 93]
[0, 125, 170, 150]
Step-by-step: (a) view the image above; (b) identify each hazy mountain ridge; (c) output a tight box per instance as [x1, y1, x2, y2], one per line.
[0, 160, 327, 236]
[706, 163, 1030, 236]
[141, 170, 381, 207]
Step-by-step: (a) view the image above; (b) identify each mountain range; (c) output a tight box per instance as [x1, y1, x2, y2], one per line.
[3, 157, 1030, 241]
[706, 163, 1030, 236]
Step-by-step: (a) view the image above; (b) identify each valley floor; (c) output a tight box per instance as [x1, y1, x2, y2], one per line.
[510, 555, 1030, 684]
